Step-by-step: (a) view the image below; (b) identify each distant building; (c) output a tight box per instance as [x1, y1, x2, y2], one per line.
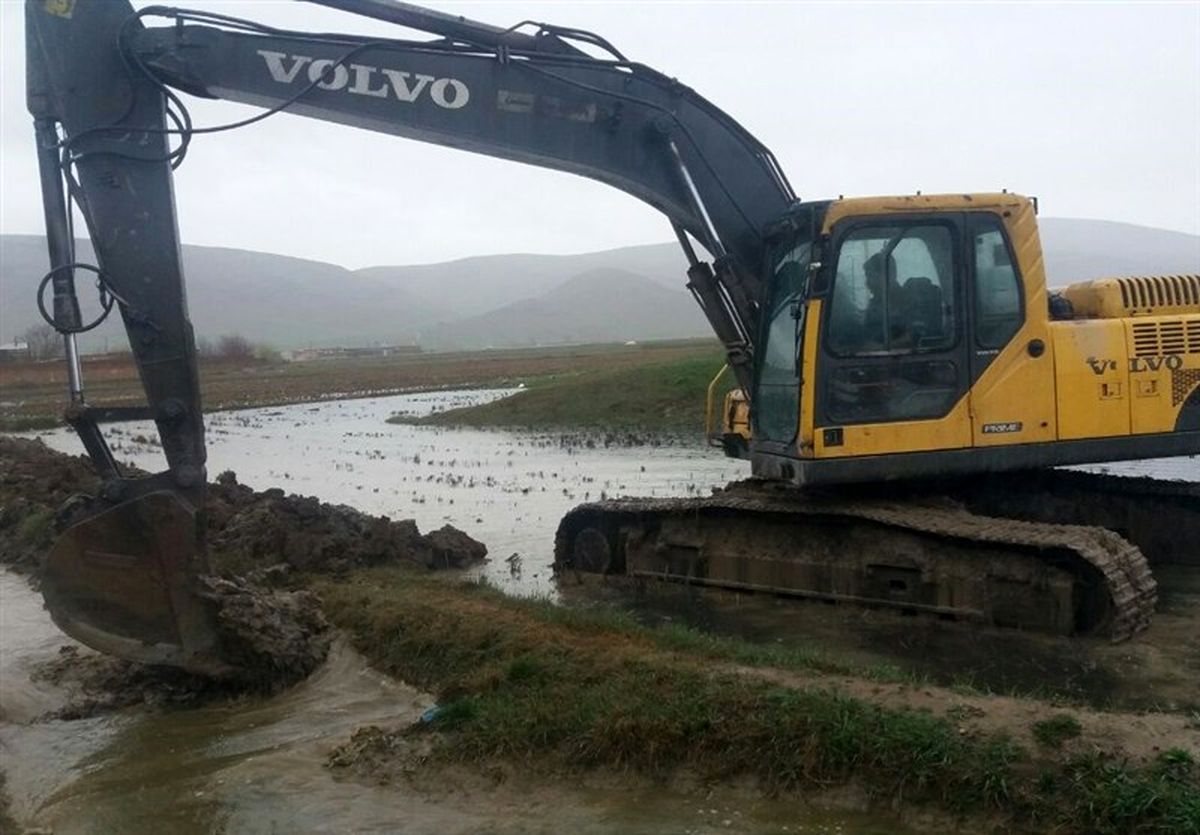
[0, 340, 30, 363]
[282, 344, 422, 362]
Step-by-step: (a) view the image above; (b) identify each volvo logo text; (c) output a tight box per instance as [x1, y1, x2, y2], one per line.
[257, 51, 470, 110]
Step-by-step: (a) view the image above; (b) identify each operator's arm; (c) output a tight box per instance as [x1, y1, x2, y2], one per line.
[22, 0, 796, 673]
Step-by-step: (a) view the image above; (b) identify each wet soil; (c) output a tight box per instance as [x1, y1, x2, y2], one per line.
[29, 645, 236, 721]
[0, 436, 486, 701]
[199, 576, 332, 688]
[324, 739, 933, 835]
[0, 436, 488, 580]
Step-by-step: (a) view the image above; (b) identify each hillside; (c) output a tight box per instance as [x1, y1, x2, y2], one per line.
[1, 218, 1195, 352]
[0, 235, 448, 353]
[1035, 218, 1199, 284]
[356, 242, 685, 318]
[416, 268, 708, 351]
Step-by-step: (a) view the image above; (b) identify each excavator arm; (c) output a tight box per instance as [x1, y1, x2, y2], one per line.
[23, 0, 795, 674]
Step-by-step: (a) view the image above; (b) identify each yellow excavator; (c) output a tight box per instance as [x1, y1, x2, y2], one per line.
[560, 193, 1197, 642]
[24, 0, 1198, 677]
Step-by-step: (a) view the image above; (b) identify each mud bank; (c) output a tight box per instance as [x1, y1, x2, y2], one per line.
[317, 567, 1200, 835]
[0, 437, 488, 579]
[0, 436, 486, 699]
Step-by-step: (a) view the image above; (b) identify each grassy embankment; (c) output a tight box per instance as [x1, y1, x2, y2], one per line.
[2, 419, 1196, 831]
[399, 346, 734, 433]
[0, 339, 720, 432]
[315, 567, 1198, 834]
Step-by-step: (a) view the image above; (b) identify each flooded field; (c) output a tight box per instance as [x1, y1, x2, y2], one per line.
[5, 391, 907, 833]
[29, 388, 744, 596]
[3, 389, 1197, 833]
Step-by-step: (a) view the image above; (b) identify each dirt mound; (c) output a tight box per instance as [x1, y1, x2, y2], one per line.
[200, 576, 332, 686]
[0, 437, 488, 579]
[207, 471, 488, 574]
[0, 437, 96, 573]
[0, 436, 486, 691]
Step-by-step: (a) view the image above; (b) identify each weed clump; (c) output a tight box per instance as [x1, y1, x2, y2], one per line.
[1048, 750, 1198, 834]
[1032, 714, 1083, 749]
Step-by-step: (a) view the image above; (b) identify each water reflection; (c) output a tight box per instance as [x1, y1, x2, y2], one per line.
[28, 389, 748, 596]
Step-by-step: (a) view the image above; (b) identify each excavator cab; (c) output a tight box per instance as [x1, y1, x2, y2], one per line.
[747, 195, 1199, 487]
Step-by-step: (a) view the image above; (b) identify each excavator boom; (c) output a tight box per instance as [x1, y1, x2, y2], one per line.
[23, 0, 793, 673]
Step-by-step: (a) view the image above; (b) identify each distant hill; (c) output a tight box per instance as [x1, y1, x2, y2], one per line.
[1034, 218, 1199, 285]
[417, 268, 707, 351]
[0, 235, 448, 353]
[1, 218, 1196, 352]
[355, 242, 685, 318]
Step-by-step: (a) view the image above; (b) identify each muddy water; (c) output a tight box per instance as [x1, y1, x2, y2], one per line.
[4, 392, 911, 832]
[31, 388, 746, 595]
[0, 578, 908, 834]
[5, 390, 1196, 832]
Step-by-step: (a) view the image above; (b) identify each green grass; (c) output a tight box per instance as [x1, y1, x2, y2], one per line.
[314, 567, 1199, 833]
[414, 349, 734, 432]
[15, 508, 53, 547]
[1052, 750, 1199, 835]
[0, 414, 62, 432]
[1033, 714, 1083, 749]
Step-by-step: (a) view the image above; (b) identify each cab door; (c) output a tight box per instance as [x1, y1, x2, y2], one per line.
[813, 215, 974, 457]
[964, 212, 1057, 445]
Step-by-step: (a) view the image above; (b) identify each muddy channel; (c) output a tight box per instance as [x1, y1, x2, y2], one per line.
[2, 389, 1197, 833]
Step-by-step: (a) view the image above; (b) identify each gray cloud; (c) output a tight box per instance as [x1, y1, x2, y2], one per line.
[2, 0, 1198, 268]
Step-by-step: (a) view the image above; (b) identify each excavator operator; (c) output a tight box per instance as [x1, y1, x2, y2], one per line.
[862, 251, 909, 350]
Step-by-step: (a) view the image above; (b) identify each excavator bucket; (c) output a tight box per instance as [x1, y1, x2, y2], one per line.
[41, 491, 234, 678]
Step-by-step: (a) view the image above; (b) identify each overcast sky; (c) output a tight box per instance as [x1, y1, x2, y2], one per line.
[1, 0, 1197, 268]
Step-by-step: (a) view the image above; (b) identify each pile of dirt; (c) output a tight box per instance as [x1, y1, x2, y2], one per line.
[199, 576, 332, 686]
[0, 436, 487, 693]
[0, 436, 97, 572]
[208, 470, 488, 574]
[0, 437, 488, 579]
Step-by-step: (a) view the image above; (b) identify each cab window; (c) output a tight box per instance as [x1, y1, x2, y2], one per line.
[821, 221, 962, 425]
[827, 224, 956, 356]
[971, 216, 1023, 349]
[752, 238, 810, 443]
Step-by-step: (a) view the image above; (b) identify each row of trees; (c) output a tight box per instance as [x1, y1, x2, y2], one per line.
[18, 324, 277, 362]
[22, 323, 64, 361]
[197, 334, 281, 362]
